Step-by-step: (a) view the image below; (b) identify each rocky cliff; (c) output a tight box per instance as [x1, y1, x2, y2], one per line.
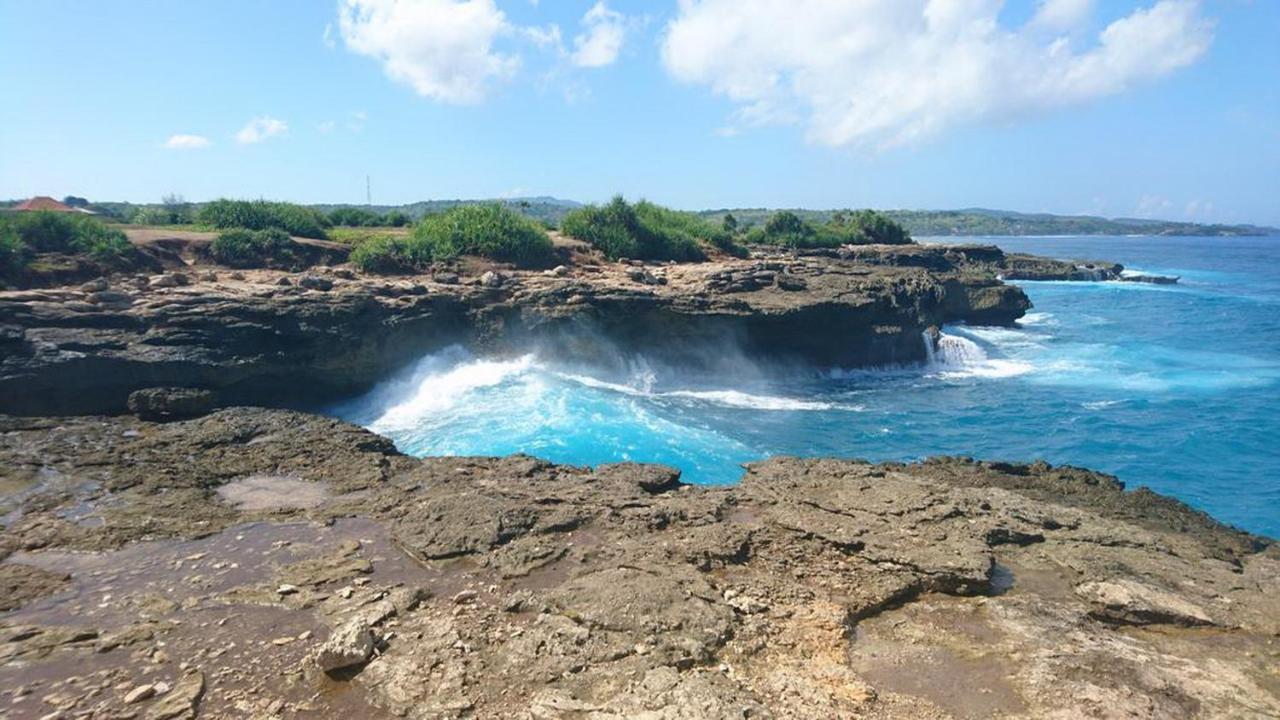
[0, 244, 1030, 416]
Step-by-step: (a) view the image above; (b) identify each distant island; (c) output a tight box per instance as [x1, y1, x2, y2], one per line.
[4, 196, 1275, 237]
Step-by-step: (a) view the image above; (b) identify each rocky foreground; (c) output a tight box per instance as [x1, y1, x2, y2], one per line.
[0, 408, 1276, 719]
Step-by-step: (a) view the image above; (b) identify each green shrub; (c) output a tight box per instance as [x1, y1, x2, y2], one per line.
[749, 209, 911, 248]
[350, 235, 416, 274]
[328, 207, 381, 227]
[560, 196, 740, 261]
[412, 204, 554, 266]
[5, 211, 132, 259]
[210, 228, 296, 268]
[383, 210, 411, 227]
[0, 220, 30, 275]
[349, 204, 553, 273]
[196, 200, 329, 239]
[131, 206, 192, 226]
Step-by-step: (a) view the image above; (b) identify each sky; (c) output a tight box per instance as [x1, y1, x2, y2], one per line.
[1, 0, 1277, 225]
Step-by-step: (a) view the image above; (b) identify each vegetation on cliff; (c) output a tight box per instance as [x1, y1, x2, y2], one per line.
[561, 196, 746, 261]
[196, 199, 330, 239]
[351, 204, 554, 273]
[746, 209, 912, 248]
[210, 228, 298, 268]
[0, 211, 135, 276]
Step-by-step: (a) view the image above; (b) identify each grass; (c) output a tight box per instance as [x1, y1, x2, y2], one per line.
[0, 211, 133, 264]
[196, 199, 329, 239]
[747, 209, 911, 248]
[350, 204, 555, 274]
[209, 228, 296, 268]
[560, 196, 745, 261]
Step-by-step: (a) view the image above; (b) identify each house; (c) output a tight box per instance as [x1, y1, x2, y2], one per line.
[10, 196, 95, 214]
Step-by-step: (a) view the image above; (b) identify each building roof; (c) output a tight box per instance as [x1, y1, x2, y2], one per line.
[13, 196, 77, 212]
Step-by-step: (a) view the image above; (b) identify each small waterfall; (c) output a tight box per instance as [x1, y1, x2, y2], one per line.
[922, 330, 988, 367]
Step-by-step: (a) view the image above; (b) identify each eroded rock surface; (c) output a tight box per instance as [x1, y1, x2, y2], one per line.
[1, 408, 1276, 718]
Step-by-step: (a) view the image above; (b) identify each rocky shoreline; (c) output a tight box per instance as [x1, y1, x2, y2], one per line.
[1, 409, 1276, 718]
[2, 237, 1276, 718]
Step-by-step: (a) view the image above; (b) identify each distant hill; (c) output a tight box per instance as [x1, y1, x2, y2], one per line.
[698, 207, 1277, 238]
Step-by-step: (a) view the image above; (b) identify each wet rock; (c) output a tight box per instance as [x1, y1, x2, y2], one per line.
[315, 619, 375, 672]
[0, 562, 69, 611]
[126, 387, 216, 421]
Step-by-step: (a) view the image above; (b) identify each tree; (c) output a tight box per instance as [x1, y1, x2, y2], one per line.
[722, 213, 738, 234]
[63, 196, 90, 208]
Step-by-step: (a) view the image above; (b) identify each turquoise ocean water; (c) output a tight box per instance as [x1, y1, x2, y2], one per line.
[334, 236, 1280, 537]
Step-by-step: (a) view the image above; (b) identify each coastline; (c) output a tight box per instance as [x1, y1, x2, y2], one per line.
[2, 234, 1277, 717]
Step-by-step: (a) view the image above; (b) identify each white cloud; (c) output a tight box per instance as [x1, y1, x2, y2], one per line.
[661, 0, 1214, 149]
[236, 116, 288, 144]
[571, 2, 626, 68]
[1031, 0, 1095, 31]
[337, 0, 518, 104]
[163, 134, 210, 150]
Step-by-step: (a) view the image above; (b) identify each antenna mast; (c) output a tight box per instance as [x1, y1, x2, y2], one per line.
[366, 175, 372, 207]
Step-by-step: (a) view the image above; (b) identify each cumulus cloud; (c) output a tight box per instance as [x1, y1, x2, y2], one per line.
[163, 134, 210, 150]
[570, 2, 626, 68]
[337, 0, 518, 104]
[661, 0, 1214, 148]
[236, 116, 288, 144]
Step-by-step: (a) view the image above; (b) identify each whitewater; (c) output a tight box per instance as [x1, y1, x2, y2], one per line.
[333, 236, 1280, 537]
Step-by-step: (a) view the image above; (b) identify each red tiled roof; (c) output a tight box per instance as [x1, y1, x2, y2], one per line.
[13, 196, 76, 212]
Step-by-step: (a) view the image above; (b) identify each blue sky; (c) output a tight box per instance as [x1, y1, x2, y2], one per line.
[1, 0, 1277, 224]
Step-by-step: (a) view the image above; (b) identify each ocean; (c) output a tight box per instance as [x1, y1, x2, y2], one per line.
[334, 236, 1280, 538]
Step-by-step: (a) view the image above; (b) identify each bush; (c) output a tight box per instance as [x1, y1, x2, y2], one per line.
[196, 200, 329, 239]
[4, 211, 132, 259]
[748, 209, 911, 248]
[210, 228, 296, 268]
[350, 235, 416, 274]
[328, 207, 381, 227]
[383, 210, 410, 227]
[412, 204, 554, 266]
[350, 204, 554, 274]
[0, 221, 29, 275]
[561, 196, 742, 261]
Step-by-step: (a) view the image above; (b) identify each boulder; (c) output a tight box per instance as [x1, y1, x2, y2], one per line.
[127, 387, 217, 422]
[315, 620, 375, 672]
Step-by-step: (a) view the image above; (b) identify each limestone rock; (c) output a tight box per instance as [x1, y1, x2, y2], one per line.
[315, 620, 374, 672]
